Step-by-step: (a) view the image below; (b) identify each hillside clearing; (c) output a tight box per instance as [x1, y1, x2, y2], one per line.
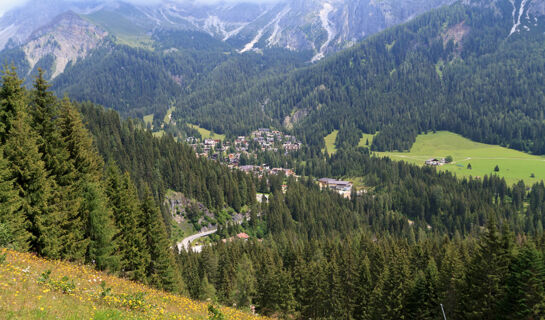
[323, 130, 338, 155]
[377, 131, 545, 185]
[152, 130, 165, 138]
[164, 107, 176, 125]
[188, 124, 225, 141]
[358, 133, 376, 148]
[143, 114, 154, 127]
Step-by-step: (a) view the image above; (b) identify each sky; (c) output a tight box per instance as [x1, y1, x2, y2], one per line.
[0, 0, 281, 15]
[0, 0, 26, 16]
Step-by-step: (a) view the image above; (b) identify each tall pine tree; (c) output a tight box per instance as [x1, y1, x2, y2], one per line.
[0, 147, 29, 250]
[140, 190, 182, 292]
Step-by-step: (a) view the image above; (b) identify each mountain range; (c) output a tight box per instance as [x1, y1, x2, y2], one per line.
[1, 0, 545, 153]
[0, 0, 459, 79]
[3, 1, 545, 318]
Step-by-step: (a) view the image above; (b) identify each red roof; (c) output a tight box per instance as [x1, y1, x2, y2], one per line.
[236, 233, 249, 239]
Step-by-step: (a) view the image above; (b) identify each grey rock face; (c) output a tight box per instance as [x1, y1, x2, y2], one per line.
[21, 11, 108, 79]
[1, 0, 456, 61]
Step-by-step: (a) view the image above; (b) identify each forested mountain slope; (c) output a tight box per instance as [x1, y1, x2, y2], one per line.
[175, 0, 545, 154]
[0, 68, 184, 293]
[51, 36, 309, 121]
[3, 65, 545, 318]
[0, 0, 461, 122]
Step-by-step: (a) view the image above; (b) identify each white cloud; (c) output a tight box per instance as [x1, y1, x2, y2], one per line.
[132, 0, 283, 6]
[0, 0, 30, 16]
[0, 0, 282, 15]
[0, 0, 282, 17]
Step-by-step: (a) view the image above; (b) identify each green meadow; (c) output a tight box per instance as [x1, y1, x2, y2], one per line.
[324, 131, 374, 155]
[323, 130, 338, 155]
[152, 130, 165, 138]
[358, 133, 375, 148]
[143, 113, 153, 127]
[163, 106, 176, 125]
[188, 124, 226, 141]
[377, 131, 545, 185]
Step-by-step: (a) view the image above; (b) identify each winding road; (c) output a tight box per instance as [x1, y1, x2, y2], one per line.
[177, 229, 217, 253]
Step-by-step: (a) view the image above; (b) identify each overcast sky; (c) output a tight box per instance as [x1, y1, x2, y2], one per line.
[0, 0, 281, 16]
[0, 0, 25, 16]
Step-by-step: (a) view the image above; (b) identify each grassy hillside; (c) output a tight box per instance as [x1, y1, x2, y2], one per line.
[323, 130, 338, 155]
[0, 249, 268, 320]
[358, 133, 376, 148]
[188, 124, 225, 141]
[378, 131, 545, 185]
[164, 107, 176, 125]
[143, 114, 154, 127]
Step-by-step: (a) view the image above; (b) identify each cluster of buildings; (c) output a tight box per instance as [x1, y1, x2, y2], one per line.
[250, 128, 302, 153]
[238, 165, 296, 178]
[185, 127, 302, 171]
[317, 178, 354, 199]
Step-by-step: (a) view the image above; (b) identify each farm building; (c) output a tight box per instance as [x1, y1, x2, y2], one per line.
[425, 158, 446, 166]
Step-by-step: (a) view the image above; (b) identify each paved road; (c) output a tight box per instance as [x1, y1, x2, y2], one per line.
[177, 229, 217, 253]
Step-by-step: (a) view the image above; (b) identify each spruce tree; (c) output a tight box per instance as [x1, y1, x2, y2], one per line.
[58, 97, 102, 178]
[0, 66, 25, 143]
[438, 242, 465, 318]
[3, 106, 60, 256]
[355, 255, 373, 320]
[105, 166, 150, 281]
[200, 272, 217, 301]
[463, 218, 512, 319]
[233, 254, 256, 307]
[0, 69, 65, 257]
[30, 69, 73, 186]
[57, 97, 111, 262]
[0, 147, 30, 250]
[406, 258, 441, 319]
[504, 242, 545, 319]
[82, 180, 118, 271]
[140, 190, 181, 292]
[29, 71, 86, 261]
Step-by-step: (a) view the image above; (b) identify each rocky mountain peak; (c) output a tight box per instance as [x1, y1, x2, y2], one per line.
[22, 11, 107, 79]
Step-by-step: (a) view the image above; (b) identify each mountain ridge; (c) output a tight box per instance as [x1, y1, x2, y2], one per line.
[0, 0, 456, 59]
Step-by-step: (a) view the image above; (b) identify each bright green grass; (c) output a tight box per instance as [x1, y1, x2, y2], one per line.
[188, 124, 225, 141]
[152, 130, 165, 138]
[163, 106, 175, 125]
[323, 130, 338, 155]
[143, 114, 153, 127]
[324, 131, 375, 154]
[377, 131, 545, 185]
[358, 133, 376, 148]
[386, 40, 396, 51]
[435, 60, 444, 79]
